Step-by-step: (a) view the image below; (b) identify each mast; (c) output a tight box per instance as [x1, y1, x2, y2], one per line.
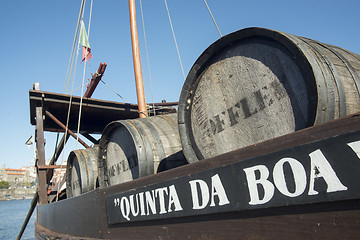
[129, 0, 148, 118]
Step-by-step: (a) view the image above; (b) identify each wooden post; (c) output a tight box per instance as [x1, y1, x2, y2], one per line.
[36, 106, 47, 204]
[129, 0, 148, 118]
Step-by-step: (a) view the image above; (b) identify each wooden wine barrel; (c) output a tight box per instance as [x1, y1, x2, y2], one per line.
[178, 27, 360, 163]
[66, 147, 99, 198]
[98, 113, 186, 187]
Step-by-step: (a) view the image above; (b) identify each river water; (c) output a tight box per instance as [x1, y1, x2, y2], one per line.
[0, 199, 36, 240]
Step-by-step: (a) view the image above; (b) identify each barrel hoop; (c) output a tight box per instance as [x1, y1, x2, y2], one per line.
[85, 148, 97, 192]
[98, 143, 106, 188]
[283, 32, 329, 123]
[98, 124, 114, 187]
[122, 120, 153, 177]
[300, 37, 341, 119]
[86, 150, 94, 192]
[77, 151, 87, 195]
[68, 151, 87, 196]
[328, 48, 360, 101]
[140, 119, 166, 165]
[187, 70, 210, 162]
[98, 122, 118, 187]
[156, 114, 178, 135]
[81, 150, 90, 192]
[307, 39, 348, 117]
[92, 147, 99, 189]
[346, 50, 360, 62]
[65, 153, 75, 197]
[131, 119, 155, 176]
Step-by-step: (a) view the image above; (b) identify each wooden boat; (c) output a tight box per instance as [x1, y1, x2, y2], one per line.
[19, 1, 360, 239]
[33, 110, 360, 239]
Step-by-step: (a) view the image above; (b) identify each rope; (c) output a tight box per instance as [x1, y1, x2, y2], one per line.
[76, 0, 94, 149]
[100, 79, 168, 115]
[53, 133, 60, 159]
[164, 0, 186, 80]
[64, 0, 86, 94]
[54, 0, 87, 203]
[100, 79, 130, 103]
[139, 0, 156, 115]
[203, 0, 222, 37]
[56, 0, 93, 202]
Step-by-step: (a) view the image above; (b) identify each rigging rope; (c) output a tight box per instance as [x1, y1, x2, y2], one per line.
[164, 0, 186, 80]
[76, 0, 94, 149]
[139, 0, 156, 115]
[203, 0, 222, 37]
[100, 79, 130, 103]
[56, 0, 93, 202]
[59, 1, 86, 182]
[56, 1, 86, 201]
[64, 0, 86, 94]
[62, 0, 86, 155]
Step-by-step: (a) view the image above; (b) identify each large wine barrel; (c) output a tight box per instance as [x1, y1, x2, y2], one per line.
[66, 147, 99, 198]
[98, 113, 186, 187]
[178, 27, 360, 163]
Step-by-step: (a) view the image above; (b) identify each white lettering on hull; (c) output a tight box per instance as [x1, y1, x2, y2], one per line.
[115, 184, 183, 221]
[107, 135, 360, 224]
[243, 149, 348, 205]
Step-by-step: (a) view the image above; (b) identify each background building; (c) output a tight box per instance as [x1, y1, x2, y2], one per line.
[0, 166, 36, 187]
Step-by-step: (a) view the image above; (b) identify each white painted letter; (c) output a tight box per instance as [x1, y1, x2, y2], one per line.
[348, 140, 360, 159]
[138, 192, 146, 216]
[273, 158, 306, 197]
[308, 149, 348, 195]
[155, 187, 168, 214]
[189, 179, 210, 209]
[145, 190, 157, 215]
[168, 185, 183, 212]
[120, 196, 131, 221]
[129, 194, 140, 216]
[209, 174, 230, 207]
[243, 165, 274, 205]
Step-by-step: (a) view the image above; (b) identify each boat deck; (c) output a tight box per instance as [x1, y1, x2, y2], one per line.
[29, 90, 175, 134]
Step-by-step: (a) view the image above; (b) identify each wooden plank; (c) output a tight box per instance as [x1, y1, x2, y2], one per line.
[37, 189, 103, 238]
[36, 106, 48, 205]
[38, 165, 67, 169]
[29, 90, 140, 133]
[104, 202, 360, 239]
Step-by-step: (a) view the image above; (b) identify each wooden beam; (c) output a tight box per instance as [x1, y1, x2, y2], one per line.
[35, 106, 47, 205]
[38, 165, 67, 170]
[84, 62, 107, 97]
[81, 132, 99, 145]
[45, 110, 90, 149]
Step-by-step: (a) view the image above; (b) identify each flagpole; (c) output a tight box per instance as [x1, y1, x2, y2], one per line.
[129, 0, 148, 118]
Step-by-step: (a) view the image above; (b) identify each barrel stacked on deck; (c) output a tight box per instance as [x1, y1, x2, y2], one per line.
[66, 27, 360, 197]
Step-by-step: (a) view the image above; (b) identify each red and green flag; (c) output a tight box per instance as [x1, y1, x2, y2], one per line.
[79, 20, 93, 62]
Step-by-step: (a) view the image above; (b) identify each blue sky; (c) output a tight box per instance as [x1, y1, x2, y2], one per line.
[1, 0, 359, 169]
